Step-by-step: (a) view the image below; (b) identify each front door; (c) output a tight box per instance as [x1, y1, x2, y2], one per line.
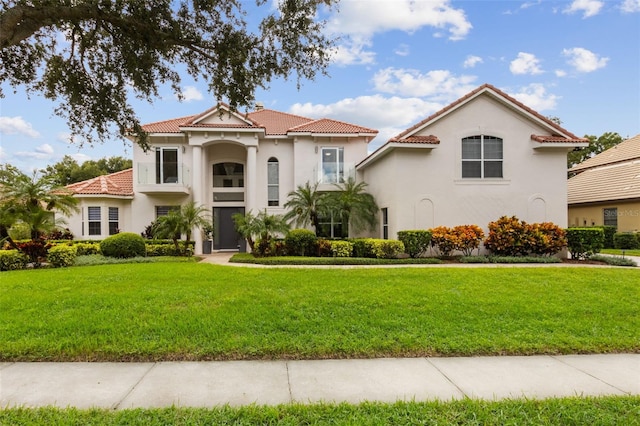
[213, 207, 245, 250]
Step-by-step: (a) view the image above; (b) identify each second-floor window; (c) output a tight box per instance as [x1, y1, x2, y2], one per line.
[213, 162, 244, 188]
[322, 147, 344, 184]
[267, 157, 279, 206]
[155, 147, 179, 184]
[462, 135, 503, 179]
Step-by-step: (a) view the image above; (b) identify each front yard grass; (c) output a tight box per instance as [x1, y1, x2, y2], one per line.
[1, 263, 638, 361]
[601, 248, 640, 256]
[1, 396, 639, 425]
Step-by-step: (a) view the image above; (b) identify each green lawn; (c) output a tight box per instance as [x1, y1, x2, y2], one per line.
[601, 248, 640, 256]
[1, 397, 638, 425]
[1, 263, 638, 361]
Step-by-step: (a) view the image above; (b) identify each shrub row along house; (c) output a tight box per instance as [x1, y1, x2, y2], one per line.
[568, 134, 640, 232]
[62, 84, 588, 254]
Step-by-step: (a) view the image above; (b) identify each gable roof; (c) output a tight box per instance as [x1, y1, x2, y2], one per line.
[570, 134, 640, 173]
[65, 169, 133, 197]
[357, 83, 588, 170]
[392, 84, 587, 144]
[141, 105, 376, 138]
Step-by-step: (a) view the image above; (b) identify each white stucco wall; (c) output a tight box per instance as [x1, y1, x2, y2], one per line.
[360, 95, 572, 241]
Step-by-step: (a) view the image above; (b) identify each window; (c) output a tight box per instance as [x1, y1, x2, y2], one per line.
[381, 208, 388, 240]
[603, 208, 618, 227]
[155, 205, 177, 218]
[87, 206, 101, 236]
[318, 214, 343, 239]
[108, 207, 119, 235]
[155, 147, 179, 184]
[321, 147, 344, 184]
[462, 135, 503, 178]
[213, 163, 244, 188]
[268, 157, 279, 206]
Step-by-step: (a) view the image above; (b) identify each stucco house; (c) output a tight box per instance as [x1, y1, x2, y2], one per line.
[356, 84, 588, 240]
[568, 134, 640, 232]
[63, 84, 588, 254]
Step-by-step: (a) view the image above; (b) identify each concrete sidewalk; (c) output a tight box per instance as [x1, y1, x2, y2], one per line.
[1, 354, 638, 409]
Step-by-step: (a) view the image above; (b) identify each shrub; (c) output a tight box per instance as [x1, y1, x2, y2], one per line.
[47, 245, 78, 268]
[397, 230, 432, 258]
[351, 239, 368, 258]
[100, 232, 146, 258]
[14, 239, 52, 266]
[315, 238, 332, 257]
[349, 238, 404, 258]
[430, 226, 457, 256]
[74, 242, 101, 256]
[614, 233, 640, 250]
[145, 244, 182, 257]
[566, 228, 604, 260]
[598, 226, 617, 249]
[284, 229, 317, 256]
[44, 228, 74, 240]
[330, 240, 353, 257]
[528, 222, 567, 256]
[590, 254, 637, 267]
[0, 250, 29, 271]
[452, 225, 485, 256]
[483, 216, 530, 257]
[460, 255, 561, 264]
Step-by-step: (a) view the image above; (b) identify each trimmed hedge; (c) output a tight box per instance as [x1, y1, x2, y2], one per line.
[613, 233, 640, 250]
[0, 250, 29, 271]
[74, 242, 101, 256]
[566, 228, 604, 260]
[100, 232, 146, 258]
[330, 240, 354, 258]
[47, 245, 78, 268]
[285, 229, 317, 256]
[397, 230, 432, 258]
[460, 255, 562, 264]
[351, 238, 405, 259]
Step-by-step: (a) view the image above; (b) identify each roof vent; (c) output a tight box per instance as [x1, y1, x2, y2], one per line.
[255, 102, 264, 111]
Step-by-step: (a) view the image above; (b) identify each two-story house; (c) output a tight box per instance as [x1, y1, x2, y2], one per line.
[63, 84, 588, 254]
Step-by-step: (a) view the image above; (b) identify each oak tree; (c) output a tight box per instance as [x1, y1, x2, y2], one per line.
[1, 0, 336, 149]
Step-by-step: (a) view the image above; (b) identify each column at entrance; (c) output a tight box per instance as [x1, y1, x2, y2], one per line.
[246, 145, 257, 214]
[192, 145, 204, 255]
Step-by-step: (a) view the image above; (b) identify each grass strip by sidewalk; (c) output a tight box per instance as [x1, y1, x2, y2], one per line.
[1, 396, 638, 425]
[1, 263, 639, 361]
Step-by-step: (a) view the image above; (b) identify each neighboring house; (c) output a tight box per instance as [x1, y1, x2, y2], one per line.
[567, 134, 640, 232]
[356, 84, 588, 242]
[64, 84, 588, 254]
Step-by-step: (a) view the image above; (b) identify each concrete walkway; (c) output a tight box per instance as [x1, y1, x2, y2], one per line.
[1, 354, 638, 409]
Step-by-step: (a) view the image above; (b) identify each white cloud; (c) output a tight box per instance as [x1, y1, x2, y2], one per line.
[15, 143, 55, 160]
[0, 146, 7, 162]
[328, 0, 471, 64]
[394, 44, 410, 57]
[562, 47, 609, 72]
[555, 69, 568, 77]
[463, 55, 483, 68]
[564, 0, 604, 18]
[507, 84, 560, 111]
[621, 0, 640, 13]
[509, 52, 543, 75]
[70, 153, 92, 164]
[371, 68, 477, 99]
[0, 116, 40, 138]
[179, 86, 204, 102]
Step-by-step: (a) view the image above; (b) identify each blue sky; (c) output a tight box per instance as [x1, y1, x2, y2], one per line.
[1, 0, 639, 172]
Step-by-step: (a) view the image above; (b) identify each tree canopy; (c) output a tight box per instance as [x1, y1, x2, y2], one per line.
[568, 132, 624, 170]
[0, 0, 336, 149]
[40, 155, 132, 186]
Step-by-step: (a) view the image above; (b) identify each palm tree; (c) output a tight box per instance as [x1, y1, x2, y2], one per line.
[153, 201, 210, 254]
[233, 209, 289, 252]
[326, 177, 378, 238]
[283, 181, 327, 236]
[0, 165, 78, 242]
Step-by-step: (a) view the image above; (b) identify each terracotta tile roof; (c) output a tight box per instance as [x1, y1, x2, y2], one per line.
[393, 83, 586, 143]
[531, 135, 589, 144]
[288, 118, 378, 135]
[388, 135, 440, 144]
[66, 169, 133, 197]
[247, 109, 313, 135]
[141, 116, 196, 133]
[568, 160, 640, 204]
[570, 134, 640, 173]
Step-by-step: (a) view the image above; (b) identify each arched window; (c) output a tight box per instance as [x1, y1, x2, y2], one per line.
[267, 157, 279, 206]
[461, 135, 503, 178]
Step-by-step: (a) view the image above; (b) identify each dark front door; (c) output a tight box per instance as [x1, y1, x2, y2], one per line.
[214, 207, 245, 250]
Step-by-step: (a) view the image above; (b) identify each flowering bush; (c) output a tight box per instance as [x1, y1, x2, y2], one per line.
[528, 222, 567, 256]
[485, 216, 565, 257]
[430, 225, 485, 256]
[430, 226, 457, 256]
